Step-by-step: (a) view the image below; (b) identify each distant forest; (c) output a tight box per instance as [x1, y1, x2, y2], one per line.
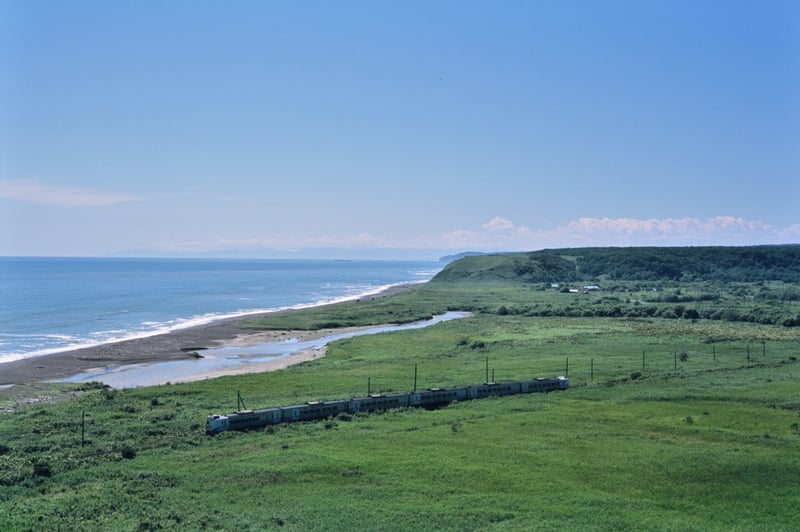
[435, 245, 800, 284]
[433, 246, 800, 327]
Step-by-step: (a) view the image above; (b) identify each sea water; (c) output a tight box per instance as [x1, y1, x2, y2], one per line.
[0, 257, 442, 365]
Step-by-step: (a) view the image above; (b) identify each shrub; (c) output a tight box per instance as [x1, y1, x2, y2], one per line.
[32, 460, 52, 477]
[121, 446, 137, 460]
[684, 308, 700, 320]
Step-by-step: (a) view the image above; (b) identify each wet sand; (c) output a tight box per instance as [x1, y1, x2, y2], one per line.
[0, 284, 416, 386]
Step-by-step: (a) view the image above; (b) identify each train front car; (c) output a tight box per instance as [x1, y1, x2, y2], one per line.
[206, 407, 283, 434]
[206, 413, 229, 434]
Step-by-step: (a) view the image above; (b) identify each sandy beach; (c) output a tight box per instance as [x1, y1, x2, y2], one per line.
[0, 284, 416, 387]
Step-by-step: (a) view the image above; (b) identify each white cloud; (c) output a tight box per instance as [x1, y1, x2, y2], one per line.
[780, 224, 800, 239]
[441, 215, 794, 252]
[439, 229, 482, 249]
[124, 215, 797, 259]
[557, 216, 774, 243]
[157, 233, 392, 254]
[482, 217, 516, 231]
[0, 179, 142, 207]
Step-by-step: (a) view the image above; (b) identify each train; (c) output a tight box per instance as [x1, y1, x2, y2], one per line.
[206, 376, 569, 434]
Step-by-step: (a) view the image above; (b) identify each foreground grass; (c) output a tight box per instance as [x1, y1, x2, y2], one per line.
[1, 282, 799, 530]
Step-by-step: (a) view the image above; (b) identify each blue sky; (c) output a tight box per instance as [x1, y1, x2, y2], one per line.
[1, 0, 798, 259]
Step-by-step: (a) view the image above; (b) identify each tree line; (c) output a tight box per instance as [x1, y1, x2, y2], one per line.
[436, 245, 800, 284]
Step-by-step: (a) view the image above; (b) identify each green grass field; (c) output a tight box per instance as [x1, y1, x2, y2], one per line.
[1, 281, 799, 530]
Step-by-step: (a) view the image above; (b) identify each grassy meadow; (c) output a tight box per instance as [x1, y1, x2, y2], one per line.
[1, 279, 799, 530]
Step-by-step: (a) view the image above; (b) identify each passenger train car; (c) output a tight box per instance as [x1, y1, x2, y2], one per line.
[206, 376, 568, 434]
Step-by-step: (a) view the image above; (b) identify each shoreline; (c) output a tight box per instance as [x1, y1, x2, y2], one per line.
[0, 283, 418, 386]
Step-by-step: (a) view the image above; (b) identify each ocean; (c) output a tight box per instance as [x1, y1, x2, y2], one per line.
[0, 257, 442, 365]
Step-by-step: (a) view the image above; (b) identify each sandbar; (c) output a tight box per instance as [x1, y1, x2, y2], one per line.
[0, 284, 416, 386]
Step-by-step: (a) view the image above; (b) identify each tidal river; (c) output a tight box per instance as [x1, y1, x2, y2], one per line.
[59, 312, 467, 389]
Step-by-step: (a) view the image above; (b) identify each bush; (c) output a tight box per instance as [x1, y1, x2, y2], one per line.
[121, 446, 137, 460]
[32, 460, 52, 477]
[684, 308, 700, 320]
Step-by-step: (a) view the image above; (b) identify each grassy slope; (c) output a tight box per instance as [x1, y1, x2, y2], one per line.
[2, 257, 800, 530]
[432, 245, 800, 284]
